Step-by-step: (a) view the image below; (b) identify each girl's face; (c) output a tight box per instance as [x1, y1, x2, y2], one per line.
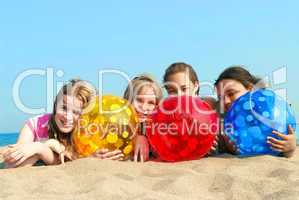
[133, 85, 157, 119]
[165, 72, 199, 96]
[216, 79, 251, 112]
[55, 95, 83, 133]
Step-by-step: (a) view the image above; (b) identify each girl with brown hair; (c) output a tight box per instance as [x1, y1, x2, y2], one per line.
[215, 66, 296, 157]
[163, 62, 218, 154]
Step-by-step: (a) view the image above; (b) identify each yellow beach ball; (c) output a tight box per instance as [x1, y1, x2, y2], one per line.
[72, 95, 139, 159]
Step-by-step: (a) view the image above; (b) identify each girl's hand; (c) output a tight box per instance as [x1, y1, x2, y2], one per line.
[267, 125, 297, 157]
[44, 139, 66, 164]
[207, 135, 219, 156]
[222, 134, 237, 155]
[92, 149, 124, 160]
[3, 143, 42, 167]
[134, 135, 149, 162]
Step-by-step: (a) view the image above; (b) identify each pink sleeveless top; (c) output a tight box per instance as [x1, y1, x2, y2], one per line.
[25, 114, 52, 142]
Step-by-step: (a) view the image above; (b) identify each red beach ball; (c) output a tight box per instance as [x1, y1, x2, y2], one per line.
[146, 96, 218, 162]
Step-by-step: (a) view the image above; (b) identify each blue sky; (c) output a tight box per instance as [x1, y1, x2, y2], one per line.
[0, 0, 298, 132]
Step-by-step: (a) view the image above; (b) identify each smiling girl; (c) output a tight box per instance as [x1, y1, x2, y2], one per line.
[3, 79, 123, 168]
[162, 62, 218, 154]
[214, 66, 297, 158]
[123, 75, 163, 162]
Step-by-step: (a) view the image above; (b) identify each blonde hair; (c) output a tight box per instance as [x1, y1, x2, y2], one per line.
[123, 74, 163, 104]
[48, 79, 96, 160]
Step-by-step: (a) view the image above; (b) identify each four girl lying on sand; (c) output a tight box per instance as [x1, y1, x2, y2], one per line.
[1, 63, 297, 168]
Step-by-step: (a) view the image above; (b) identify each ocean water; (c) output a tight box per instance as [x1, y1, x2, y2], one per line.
[0, 133, 18, 169]
[0, 133, 19, 147]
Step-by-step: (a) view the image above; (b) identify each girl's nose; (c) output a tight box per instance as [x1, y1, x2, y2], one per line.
[178, 90, 183, 96]
[64, 111, 74, 123]
[142, 104, 149, 112]
[142, 103, 152, 113]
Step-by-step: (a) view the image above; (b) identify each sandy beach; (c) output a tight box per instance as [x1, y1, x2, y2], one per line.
[0, 148, 299, 200]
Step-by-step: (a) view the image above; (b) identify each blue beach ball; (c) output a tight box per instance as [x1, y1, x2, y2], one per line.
[224, 89, 296, 156]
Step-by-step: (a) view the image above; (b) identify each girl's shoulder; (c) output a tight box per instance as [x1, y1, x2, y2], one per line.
[26, 114, 52, 142]
[28, 113, 52, 123]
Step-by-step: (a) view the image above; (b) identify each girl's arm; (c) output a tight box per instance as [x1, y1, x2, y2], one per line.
[3, 142, 59, 167]
[44, 139, 66, 164]
[92, 149, 124, 160]
[35, 142, 60, 165]
[2, 123, 35, 166]
[17, 123, 35, 144]
[11, 148, 60, 168]
[3, 120, 60, 167]
[134, 135, 149, 162]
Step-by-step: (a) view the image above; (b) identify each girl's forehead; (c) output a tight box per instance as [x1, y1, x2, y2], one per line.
[138, 85, 156, 95]
[135, 86, 156, 101]
[218, 79, 241, 89]
[57, 95, 83, 109]
[169, 72, 191, 82]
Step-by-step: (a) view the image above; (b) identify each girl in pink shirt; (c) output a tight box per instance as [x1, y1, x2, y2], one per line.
[3, 79, 123, 168]
[25, 114, 52, 142]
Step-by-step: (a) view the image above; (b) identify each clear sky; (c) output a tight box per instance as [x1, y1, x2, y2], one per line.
[0, 0, 298, 132]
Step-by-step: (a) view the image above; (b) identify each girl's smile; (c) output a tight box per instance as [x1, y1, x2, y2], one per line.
[133, 85, 157, 121]
[55, 95, 83, 133]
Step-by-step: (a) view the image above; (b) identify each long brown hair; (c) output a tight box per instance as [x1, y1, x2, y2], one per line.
[163, 62, 200, 95]
[214, 66, 266, 116]
[48, 79, 95, 157]
[214, 66, 265, 89]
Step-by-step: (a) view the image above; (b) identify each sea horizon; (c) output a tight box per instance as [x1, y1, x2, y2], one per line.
[0, 133, 19, 147]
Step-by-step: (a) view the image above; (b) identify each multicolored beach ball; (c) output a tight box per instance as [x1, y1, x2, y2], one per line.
[72, 95, 138, 159]
[147, 96, 218, 162]
[224, 89, 296, 156]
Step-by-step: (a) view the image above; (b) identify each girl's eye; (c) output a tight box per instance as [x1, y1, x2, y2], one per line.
[61, 105, 67, 111]
[73, 110, 81, 116]
[227, 91, 237, 98]
[227, 92, 234, 97]
[148, 101, 156, 106]
[136, 98, 143, 103]
[167, 89, 177, 95]
[181, 86, 190, 92]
